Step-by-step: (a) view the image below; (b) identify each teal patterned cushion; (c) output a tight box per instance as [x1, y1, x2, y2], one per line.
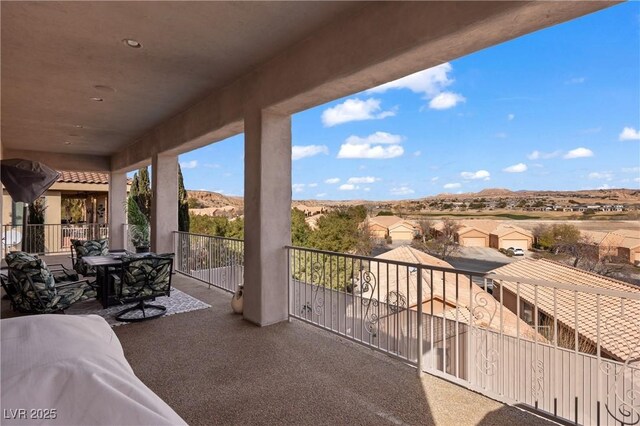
[71, 239, 108, 276]
[116, 255, 173, 301]
[5, 251, 96, 313]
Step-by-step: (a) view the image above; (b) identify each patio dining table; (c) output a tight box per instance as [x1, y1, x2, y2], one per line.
[83, 250, 153, 308]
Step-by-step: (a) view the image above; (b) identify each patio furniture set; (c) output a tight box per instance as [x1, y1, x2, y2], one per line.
[1, 238, 174, 322]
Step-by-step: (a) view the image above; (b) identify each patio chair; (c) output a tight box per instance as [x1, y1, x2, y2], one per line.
[111, 254, 174, 322]
[4, 251, 97, 314]
[71, 238, 109, 277]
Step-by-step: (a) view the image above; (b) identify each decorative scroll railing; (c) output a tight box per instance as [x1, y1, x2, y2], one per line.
[172, 231, 244, 293]
[286, 245, 640, 426]
[2, 223, 108, 256]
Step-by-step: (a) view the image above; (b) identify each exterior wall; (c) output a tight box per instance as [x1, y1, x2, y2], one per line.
[458, 229, 489, 247]
[2, 192, 12, 226]
[492, 231, 533, 250]
[618, 247, 640, 265]
[44, 191, 62, 253]
[369, 223, 388, 239]
[389, 224, 415, 241]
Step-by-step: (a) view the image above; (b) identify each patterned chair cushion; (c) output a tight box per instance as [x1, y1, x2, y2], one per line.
[71, 239, 109, 276]
[114, 255, 173, 301]
[5, 251, 96, 314]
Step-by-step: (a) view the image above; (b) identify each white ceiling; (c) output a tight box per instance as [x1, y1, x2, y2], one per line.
[1, 1, 360, 156]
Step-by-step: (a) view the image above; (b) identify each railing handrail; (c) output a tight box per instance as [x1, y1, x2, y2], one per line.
[287, 245, 640, 299]
[172, 230, 243, 242]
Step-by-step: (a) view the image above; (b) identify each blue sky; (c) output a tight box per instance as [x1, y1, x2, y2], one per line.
[178, 3, 640, 200]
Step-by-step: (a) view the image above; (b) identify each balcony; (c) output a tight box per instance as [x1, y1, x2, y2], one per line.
[1, 249, 552, 426]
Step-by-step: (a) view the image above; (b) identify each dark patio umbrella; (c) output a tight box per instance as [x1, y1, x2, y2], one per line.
[1, 158, 60, 252]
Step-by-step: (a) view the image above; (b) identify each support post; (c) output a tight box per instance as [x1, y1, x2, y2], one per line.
[151, 153, 178, 254]
[108, 171, 127, 250]
[243, 109, 291, 326]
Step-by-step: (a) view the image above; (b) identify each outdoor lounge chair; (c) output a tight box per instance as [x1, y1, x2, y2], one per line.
[71, 238, 109, 277]
[3, 251, 97, 314]
[111, 254, 174, 322]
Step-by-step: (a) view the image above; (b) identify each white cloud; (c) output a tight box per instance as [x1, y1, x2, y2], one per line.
[622, 167, 640, 173]
[292, 184, 305, 193]
[431, 176, 439, 182]
[180, 160, 198, 169]
[564, 147, 594, 159]
[390, 187, 415, 196]
[503, 163, 528, 173]
[597, 184, 611, 190]
[369, 63, 454, 97]
[588, 172, 613, 181]
[292, 145, 329, 160]
[339, 184, 358, 191]
[565, 77, 586, 84]
[324, 178, 340, 184]
[443, 183, 461, 189]
[527, 150, 562, 160]
[429, 92, 466, 110]
[308, 183, 318, 188]
[619, 127, 640, 141]
[337, 132, 405, 159]
[507, 113, 515, 121]
[413, 150, 422, 157]
[369, 63, 466, 110]
[347, 176, 380, 184]
[461, 170, 490, 180]
[316, 193, 327, 198]
[494, 132, 508, 139]
[321, 98, 395, 127]
[204, 163, 221, 169]
[344, 132, 404, 145]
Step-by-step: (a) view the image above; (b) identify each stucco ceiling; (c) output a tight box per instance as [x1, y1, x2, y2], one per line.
[1, 1, 360, 156]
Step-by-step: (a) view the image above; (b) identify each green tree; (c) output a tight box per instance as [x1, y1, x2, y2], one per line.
[291, 208, 311, 247]
[309, 209, 359, 253]
[178, 164, 190, 232]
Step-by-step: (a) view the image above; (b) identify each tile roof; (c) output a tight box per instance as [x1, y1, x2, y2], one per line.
[369, 215, 404, 228]
[57, 170, 109, 184]
[360, 246, 542, 341]
[489, 258, 640, 362]
[490, 223, 533, 238]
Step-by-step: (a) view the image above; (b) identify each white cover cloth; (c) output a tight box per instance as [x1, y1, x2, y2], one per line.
[1, 314, 186, 425]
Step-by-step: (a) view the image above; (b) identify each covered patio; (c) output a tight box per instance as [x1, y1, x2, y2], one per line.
[1, 2, 622, 425]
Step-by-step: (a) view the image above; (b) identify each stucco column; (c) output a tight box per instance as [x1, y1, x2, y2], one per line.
[243, 109, 291, 326]
[108, 170, 127, 250]
[151, 153, 178, 254]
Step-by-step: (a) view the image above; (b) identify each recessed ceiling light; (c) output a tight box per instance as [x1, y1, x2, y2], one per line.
[64, 141, 72, 145]
[74, 124, 83, 128]
[123, 38, 142, 48]
[90, 97, 103, 102]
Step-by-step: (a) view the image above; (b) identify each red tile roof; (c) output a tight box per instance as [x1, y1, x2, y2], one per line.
[57, 171, 109, 184]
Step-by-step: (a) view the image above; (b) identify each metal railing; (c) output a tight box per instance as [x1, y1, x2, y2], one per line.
[286, 245, 640, 426]
[2, 223, 108, 256]
[173, 231, 244, 293]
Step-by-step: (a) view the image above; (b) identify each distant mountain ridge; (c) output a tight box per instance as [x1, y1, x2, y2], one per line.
[187, 188, 640, 210]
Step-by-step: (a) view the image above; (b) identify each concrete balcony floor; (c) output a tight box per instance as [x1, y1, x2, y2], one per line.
[1, 256, 553, 425]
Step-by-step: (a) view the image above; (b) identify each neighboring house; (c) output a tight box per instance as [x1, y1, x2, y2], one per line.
[456, 226, 491, 247]
[490, 258, 640, 363]
[488, 224, 533, 250]
[368, 215, 416, 241]
[2, 171, 112, 227]
[2, 171, 130, 254]
[445, 220, 533, 249]
[581, 229, 640, 265]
